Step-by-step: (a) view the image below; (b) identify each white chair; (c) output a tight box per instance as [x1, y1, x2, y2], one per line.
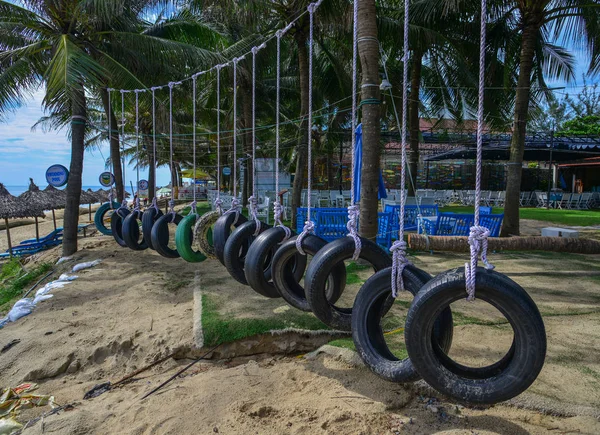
[256, 197, 270, 224]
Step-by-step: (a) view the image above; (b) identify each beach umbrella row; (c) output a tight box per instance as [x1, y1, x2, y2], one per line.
[0, 182, 117, 257]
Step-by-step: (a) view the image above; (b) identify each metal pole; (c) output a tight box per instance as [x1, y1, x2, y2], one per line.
[546, 130, 554, 210]
[5, 217, 12, 257]
[338, 140, 343, 194]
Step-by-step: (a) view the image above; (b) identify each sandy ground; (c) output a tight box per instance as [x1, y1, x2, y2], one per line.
[0, 219, 599, 433]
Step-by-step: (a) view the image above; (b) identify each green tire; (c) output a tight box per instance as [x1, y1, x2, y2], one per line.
[175, 213, 207, 263]
[94, 202, 120, 235]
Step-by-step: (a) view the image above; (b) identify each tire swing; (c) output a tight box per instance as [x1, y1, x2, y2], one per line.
[404, 1, 546, 405]
[122, 90, 148, 251]
[142, 87, 164, 250]
[94, 90, 119, 236]
[303, 3, 391, 332]
[224, 45, 272, 285]
[244, 32, 307, 298]
[352, 4, 453, 383]
[175, 72, 212, 263]
[212, 58, 247, 265]
[110, 90, 131, 248]
[151, 82, 184, 259]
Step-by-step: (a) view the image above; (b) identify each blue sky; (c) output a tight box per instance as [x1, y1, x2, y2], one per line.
[0, 89, 171, 188]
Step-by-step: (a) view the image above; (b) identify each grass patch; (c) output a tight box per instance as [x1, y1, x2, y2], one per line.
[579, 366, 600, 383]
[440, 205, 600, 227]
[345, 262, 371, 273]
[0, 259, 53, 314]
[180, 204, 212, 217]
[202, 294, 330, 346]
[329, 329, 409, 360]
[346, 273, 364, 285]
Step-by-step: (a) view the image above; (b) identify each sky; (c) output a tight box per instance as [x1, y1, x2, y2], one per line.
[0, 46, 595, 189]
[0, 89, 171, 188]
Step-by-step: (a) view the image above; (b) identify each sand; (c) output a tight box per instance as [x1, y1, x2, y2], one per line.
[0, 219, 599, 434]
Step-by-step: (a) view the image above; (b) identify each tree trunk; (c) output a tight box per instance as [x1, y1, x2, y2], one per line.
[291, 24, 310, 229]
[408, 234, 600, 254]
[100, 88, 124, 202]
[501, 21, 540, 237]
[62, 84, 86, 256]
[408, 50, 423, 196]
[357, 0, 381, 241]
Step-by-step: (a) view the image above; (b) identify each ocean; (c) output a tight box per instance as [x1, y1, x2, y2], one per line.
[4, 185, 105, 197]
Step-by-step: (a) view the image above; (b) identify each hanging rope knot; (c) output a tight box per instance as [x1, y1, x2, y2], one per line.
[190, 200, 197, 215]
[276, 29, 284, 39]
[296, 220, 315, 256]
[345, 205, 362, 260]
[108, 190, 114, 207]
[214, 198, 223, 215]
[134, 197, 140, 212]
[248, 195, 261, 236]
[151, 197, 159, 213]
[251, 46, 260, 55]
[273, 201, 292, 241]
[226, 197, 242, 225]
[390, 240, 412, 298]
[150, 86, 161, 92]
[120, 199, 128, 210]
[465, 225, 494, 301]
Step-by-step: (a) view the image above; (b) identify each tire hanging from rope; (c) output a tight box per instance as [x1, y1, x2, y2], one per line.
[176, 73, 208, 263]
[143, 87, 164, 250]
[223, 44, 272, 285]
[151, 82, 184, 259]
[403, 0, 546, 404]
[123, 89, 149, 251]
[245, 27, 309, 299]
[111, 90, 131, 247]
[213, 57, 248, 265]
[301, 0, 391, 331]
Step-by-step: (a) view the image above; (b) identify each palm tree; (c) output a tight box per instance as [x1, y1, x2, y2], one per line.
[500, 0, 600, 236]
[0, 0, 217, 255]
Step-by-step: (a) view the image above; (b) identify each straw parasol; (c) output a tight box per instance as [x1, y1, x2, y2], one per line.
[80, 189, 99, 222]
[18, 179, 50, 242]
[43, 185, 67, 230]
[0, 183, 44, 257]
[94, 189, 110, 203]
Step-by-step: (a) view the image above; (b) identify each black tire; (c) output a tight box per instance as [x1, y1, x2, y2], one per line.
[122, 210, 148, 251]
[142, 207, 163, 250]
[271, 235, 347, 312]
[223, 220, 270, 285]
[213, 212, 248, 265]
[94, 202, 120, 235]
[405, 267, 546, 405]
[305, 237, 392, 331]
[244, 227, 307, 298]
[352, 266, 454, 383]
[111, 208, 130, 248]
[151, 213, 183, 259]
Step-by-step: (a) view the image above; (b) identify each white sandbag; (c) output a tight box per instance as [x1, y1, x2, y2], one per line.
[72, 259, 102, 272]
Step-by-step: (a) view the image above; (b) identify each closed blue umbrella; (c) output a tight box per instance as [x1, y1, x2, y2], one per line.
[352, 124, 387, 202]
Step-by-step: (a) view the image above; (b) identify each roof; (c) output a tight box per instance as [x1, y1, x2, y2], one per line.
[0, 183, 45, 219]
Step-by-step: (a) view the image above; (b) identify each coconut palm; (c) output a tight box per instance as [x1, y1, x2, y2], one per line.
[0, 0, 221, 255]
[499, 0, 600, 236]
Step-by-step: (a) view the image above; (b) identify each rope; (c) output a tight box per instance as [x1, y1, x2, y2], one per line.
[296, 1, 321, 255]
[120, 90, 127, 205]
[151, 87, 159, 207]
[168, 82, 180, 221]
[225, 57, 243, 224]
[134, 90, 141, 211]
[346, 0, 361, 260]
[107, 88, 115, 209]
[390, 0, 412, 297]
[274, 30, 292, 240]
[215, 66, 223, 215]
[249, 45, 266, 236]
[465, 0, 494, 300]
[192, 76, 197, 215]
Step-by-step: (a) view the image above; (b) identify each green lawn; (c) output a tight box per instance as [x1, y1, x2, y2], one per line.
[440, 206, 600, 227]
[0, 259, 53, 314]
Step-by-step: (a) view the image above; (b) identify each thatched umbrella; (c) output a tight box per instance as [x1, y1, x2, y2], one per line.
[0, 183, 44, 257]
[94, 188, 110, 203]
[43, 185, 67, 230]
[17, 179, 50, 241]
[80, 189, 98, 222]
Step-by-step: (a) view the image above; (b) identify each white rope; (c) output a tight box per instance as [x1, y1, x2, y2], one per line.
[107, 88, 114, 207]
[168, 82, 179, 220]
[274, 30, 292, 240]
[345, 0, 361, 261]
[134, 90, 141, 211]
[151, 87, 160, 213]
[296, 2, 320, 255]
[215, 66, 223, 215]
[390, 0, 412, 297]
[465, 0, 494, 300]
[120, 90, 127, 205]
[225, 57, 243, 223]
[190, 75, 198, 217]
[249, 45, 266, 236]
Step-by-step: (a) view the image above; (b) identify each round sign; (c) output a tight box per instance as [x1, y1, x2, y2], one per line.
[99, 172, 115, 187]
[222, 167, 231, 176]
[138, 180, 149, 190]
[45, 164, 69, 187]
